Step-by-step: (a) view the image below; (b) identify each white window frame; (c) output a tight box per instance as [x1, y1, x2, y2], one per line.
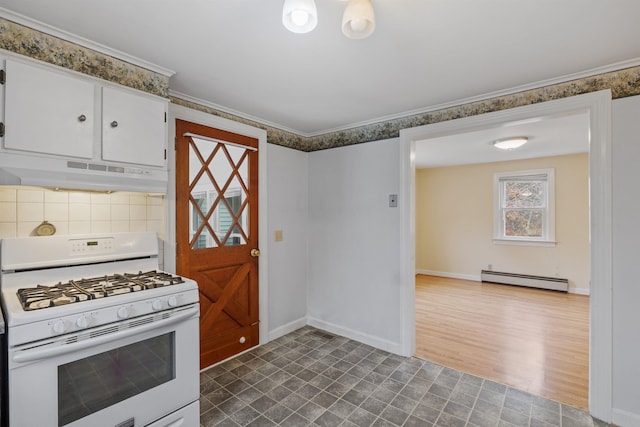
[493, 168, 556, 247]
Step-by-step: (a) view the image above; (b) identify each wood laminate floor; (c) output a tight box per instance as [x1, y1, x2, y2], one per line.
[415, 275, 589, 410]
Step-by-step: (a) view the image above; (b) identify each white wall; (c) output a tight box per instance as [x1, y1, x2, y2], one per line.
[307, 138, 403, 353]
[611, 95, 640, 426]
[415, 154, 590, 293]
[266, 144, 309, 339]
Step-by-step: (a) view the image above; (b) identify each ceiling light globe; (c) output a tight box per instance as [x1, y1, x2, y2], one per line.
[349, 18, 367, 33]
[291, 10, 309, 26]
[342, 0, 375, 39]
[282, 0, 318, 34]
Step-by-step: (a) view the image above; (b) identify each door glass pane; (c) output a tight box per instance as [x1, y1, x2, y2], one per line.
[58, 332, 175, 426]
[188, 136, 251, 249]
[189, 138, 214, 185]
[223, 192, 246, 246]
[191, 195, 210, 249]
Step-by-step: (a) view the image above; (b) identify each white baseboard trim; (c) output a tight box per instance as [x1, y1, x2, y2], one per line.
[208, 316, 401, 370]
[416, 269, 591, 296]
[416, 269, 480, 282]
[612, 408, 640, 427]
[306, 316, 403, 355]
[267, 317, 308, 342]
[569, 287, 591, 296]
[204, 317, 308, 371]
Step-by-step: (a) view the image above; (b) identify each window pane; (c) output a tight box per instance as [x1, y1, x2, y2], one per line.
[188, 135, 251, 249]
[504, 181, 545, 208]
[504, 209, 543, 237]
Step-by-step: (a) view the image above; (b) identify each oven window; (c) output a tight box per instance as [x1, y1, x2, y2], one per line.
[58, 332, 175, 426]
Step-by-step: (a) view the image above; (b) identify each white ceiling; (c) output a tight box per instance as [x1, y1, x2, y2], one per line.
[415, 111, 590, 168]
[0, 0, 639, 137]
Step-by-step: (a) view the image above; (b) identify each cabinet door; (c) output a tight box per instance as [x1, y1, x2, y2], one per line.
[4, 60, 94, 158]
[102, 86, 167, 167]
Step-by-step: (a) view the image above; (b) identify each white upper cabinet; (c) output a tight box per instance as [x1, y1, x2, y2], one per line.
[4, 59, 95, 158]
[102, 86, 166, 167]
[2, 58, 168, 169]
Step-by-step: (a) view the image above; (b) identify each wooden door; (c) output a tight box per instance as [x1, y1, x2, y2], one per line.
[175, 119, 259, 369]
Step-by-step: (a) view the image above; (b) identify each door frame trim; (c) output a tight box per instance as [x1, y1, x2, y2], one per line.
[398, 90, 612, 421]
[166, 104, 269, 345]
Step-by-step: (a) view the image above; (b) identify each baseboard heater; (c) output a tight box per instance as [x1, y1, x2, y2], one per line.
[480, 270, 569, 292]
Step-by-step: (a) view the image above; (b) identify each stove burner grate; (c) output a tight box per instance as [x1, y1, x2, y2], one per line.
[17, 270, 185, 311]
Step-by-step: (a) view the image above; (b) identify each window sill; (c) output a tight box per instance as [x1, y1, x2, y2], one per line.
[493, 238, 557, 248]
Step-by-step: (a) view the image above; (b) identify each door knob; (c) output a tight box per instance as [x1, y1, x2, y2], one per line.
[250, 249, 260, 257]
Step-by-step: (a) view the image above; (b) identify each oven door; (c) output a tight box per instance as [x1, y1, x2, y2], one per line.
[7, 305, 199, 427]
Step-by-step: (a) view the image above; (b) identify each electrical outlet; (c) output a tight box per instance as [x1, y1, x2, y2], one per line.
[487, 264, 492, 271]
[389, 194, 398, 207]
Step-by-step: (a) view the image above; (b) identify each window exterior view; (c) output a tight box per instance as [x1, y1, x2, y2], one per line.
[494, 169, 555, 244]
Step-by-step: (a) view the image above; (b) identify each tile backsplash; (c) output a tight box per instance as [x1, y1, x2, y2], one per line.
[0, 186, 165, 239]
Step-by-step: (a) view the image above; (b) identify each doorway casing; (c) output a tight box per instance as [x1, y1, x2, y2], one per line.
[398, 90, 612, 421]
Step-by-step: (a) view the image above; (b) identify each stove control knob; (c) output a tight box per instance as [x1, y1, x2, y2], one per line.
[152, 300, 162, 311]
[117, 306, 130, 319]
[52, 320, 66, 335]
[167, 296, 178, 307]
[75, 316, 88, 329]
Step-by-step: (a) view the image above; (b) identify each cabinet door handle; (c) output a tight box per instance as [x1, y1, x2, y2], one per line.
[110, 120, 118, 128]
[78, 114, 87, 122]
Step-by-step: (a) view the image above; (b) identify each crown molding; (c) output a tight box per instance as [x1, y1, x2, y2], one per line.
[0, 7, 175, 77]
[308, 57, 640, 137]
[169, 89, 305, 136]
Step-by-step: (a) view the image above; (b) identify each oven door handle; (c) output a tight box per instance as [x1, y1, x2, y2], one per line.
[12, 306, 199, 364]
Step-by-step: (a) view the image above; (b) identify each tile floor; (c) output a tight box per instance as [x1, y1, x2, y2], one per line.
[200, 327, 606, 427]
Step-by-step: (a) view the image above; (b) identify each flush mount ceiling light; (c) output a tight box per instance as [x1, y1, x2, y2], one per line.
[282, 0, 375, 39]
[282, 0, 318, 34]
[493, 137, 529, 150]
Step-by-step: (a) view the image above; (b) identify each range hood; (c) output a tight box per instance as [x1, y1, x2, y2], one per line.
[0, 153, 168, 193]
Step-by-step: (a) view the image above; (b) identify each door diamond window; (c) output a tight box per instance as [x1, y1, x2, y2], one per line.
[188, 135, 250, 249]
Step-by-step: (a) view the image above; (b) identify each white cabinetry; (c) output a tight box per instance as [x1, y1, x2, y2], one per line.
[4, 59, 95, 158]
[1, 58, 167, 169]
[102, 87, 166, 167]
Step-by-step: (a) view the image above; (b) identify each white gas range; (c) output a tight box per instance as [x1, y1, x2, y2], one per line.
[0, 232, 200, 427]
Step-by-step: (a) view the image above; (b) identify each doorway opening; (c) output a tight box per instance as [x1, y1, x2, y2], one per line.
[398, 90, 612, 420]
[413, 112, 590, 407]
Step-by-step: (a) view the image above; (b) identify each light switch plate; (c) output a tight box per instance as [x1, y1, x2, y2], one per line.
[389, 194, 398, 207]
[274, 229, 283, 242]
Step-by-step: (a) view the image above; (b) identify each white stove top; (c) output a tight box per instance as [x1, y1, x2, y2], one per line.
[0, 232, 199, 346]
